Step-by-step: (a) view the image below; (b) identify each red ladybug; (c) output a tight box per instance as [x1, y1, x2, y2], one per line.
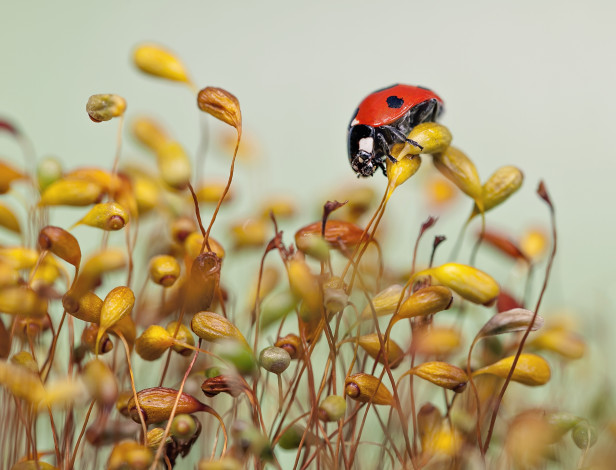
[347, 84, 444, 177]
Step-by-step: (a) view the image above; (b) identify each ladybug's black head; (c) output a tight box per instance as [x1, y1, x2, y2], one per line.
[348, 124, 378, 177]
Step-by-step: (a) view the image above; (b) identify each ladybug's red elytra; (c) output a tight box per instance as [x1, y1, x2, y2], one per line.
[347, 84, 444, 177]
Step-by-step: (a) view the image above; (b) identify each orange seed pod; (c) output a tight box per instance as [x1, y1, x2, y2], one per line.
[86, 94, 126, 122]
[344, 373, 394, 406]
[357, 334, 405, 368]
[127, 387, 209, 424]
[295, 220, 367, 256]
[410, 362, 468, 392]
[81, 323, 113, 355]
[197, 87, 242, 131]
[133, 43, 190, 83]
[149, 255, 180, 287]
[0, 203, 20, 233]
[0, 161, 26, 194]
[38, 226, 81, 267]
[395, 285, 453, 321]
[275, 333, 303, 360]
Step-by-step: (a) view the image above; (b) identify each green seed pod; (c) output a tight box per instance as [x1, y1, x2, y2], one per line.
[37, 156, 63, 191]
[217, 340, 256, 375]
[259, 346, 291, 374]
[86, 94, 126, 122]
[204, 366, 222, 379]
[318, 395, 346, 422]
[278, 424, 318, 449]
[571, 422, 597, 450]
[170, 413, 198, 440]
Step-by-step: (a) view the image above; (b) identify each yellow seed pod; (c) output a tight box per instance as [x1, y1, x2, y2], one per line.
[432, 146, 482, 202]
[86, 94, 126, 122]
[198, 457, 242, 470]
[63, 290, 103, 322]
[132, 116, 169, 152]
[145, 427, 171, 450]
[386, 155, 421, 198]
[149, 255, 180, 287]
[0, 359, 45, 404]
[110, 314, 136, 350]
[156, 140, 192, 190]
[38, 226, 81, 268]
[230, 218, 268, 249]
[410, 362, 468, 392]
[474, 165, 524, 215]
[184, 232, 226, 260]
[11, 462, 58, 470]
[131, 173, 160, 214]
[0, 263, 19, 288]
[0, 161, 26, 194]
[11, 351, 39, 374]
[69, 249, 126, 299]
[133, 43, 190, 83]
[331, 185, 376, 222]
[197, 87, 242, 131]
[96, 286, 135, 352]
[405, 122, 453, 156]
[417, 403, 443, 452]
[107, 440, 153, 470]
[196, 180, 234, 204]
[74, 202, 128, 231]
[422, 262, 499, 306]
[31, 255, 64, 286]
[64, 167, 119, 193]
[361, 284, 405, 319]
[357, 334, 405, 368]
[39, 178, 104, 207]
[287, 256, 322, 318]
[247, 266, 280, 308]
[395, 286, 453, 321]
[166, 321, 195, 356]
[259, 197, 297, 220]
[0, 203, 20, 233]
[528, 328, 586, 360]
[425, 175, 458, 207]
[0, 286, 47, 317]
[82, 358, 118, 405]
[344, 373, 394, 406]
[318, 395, 347, 422]
[506, 411, 554, 468]
[191, 311, 249, 348]
[135, 325, 174, 360]
[0, 247, 38, 269]
[473, 353, 551, 386]
[127, 387, 207, 424]
[414, 327, 462, 357]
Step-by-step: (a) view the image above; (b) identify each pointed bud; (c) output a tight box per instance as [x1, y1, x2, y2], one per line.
[0, 203, 20, 233]
[96, 286, 135, 352]
[259, 346, 291, 374]
[422, 262, 499, 306]
[432, 146, 482, 202]
[275, 334, 303, 360]
[133, 43, 190, 83]
[344, 373, 394, 406]
[395, 285, 453, 321]
[135, 325, 174, 360]
[357, 334, 404, 368]
[386, 155, 421, 198]
[410, 362, 468, 392]
[318, 395, 346, 421]
[405, 122, 452, 155]
[86, 94, 126, 122]
[132, 116, 169, 152]
[39, 178, 104, 207]
[38, 226, 81, 267]
[197, 87, 242, 131]
[191, 311, 248, 348]
[127, 387, 208, 424]
[149, 255, 180, 287]
[82, 358, 118, 405]
[473, 353, 551, 386]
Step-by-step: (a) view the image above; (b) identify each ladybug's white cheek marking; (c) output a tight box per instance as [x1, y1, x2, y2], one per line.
[358, 137, 374, 154]
[351, 118, 359, 126]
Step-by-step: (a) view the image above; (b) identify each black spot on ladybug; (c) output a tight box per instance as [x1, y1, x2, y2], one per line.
[386, 96, 404, 109]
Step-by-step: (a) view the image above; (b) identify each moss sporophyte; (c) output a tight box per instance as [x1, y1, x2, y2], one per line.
[0, 42, 605, 470]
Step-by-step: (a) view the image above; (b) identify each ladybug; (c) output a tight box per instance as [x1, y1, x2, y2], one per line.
[347, 84, 444, 177]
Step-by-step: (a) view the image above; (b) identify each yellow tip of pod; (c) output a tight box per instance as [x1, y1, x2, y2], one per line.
[133, 43, 191, 84]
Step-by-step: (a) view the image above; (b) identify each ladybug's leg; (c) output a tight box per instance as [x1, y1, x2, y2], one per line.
[376, 158, 388, 176]
[382, 126, 424, 151]
[375, 132, 397, 164]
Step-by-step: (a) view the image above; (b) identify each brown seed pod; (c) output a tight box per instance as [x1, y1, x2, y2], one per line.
[344, 373, 394, 406]
[197, 87, 242, 131]
[185, 252, 222, 313]
[81, 323, 113, 355]
[201, 375, 245, 398]
[275, 333, 303, 360]
[295, 220, 368, 256]
[127, 387, 209, 424]
[38, 226, 81, 268]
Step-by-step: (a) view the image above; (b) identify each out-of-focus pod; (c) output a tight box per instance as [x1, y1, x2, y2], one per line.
[472, 353, 551, 386]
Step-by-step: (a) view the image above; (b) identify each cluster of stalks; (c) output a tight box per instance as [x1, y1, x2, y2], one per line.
[0, 43, 609, 470]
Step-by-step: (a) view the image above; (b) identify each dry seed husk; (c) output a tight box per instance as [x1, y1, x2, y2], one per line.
[197, 87, 242, 130]
[295, 220, 368, 255]
[185, 252, 221, 313]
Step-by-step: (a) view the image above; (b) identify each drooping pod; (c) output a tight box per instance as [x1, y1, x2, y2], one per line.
[344, 373, 393, 406]
[38, 226, 81, 268]
[191, 311, 249, 348]
[73, 202, 128, 231]
[133, 43, 191, 84]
